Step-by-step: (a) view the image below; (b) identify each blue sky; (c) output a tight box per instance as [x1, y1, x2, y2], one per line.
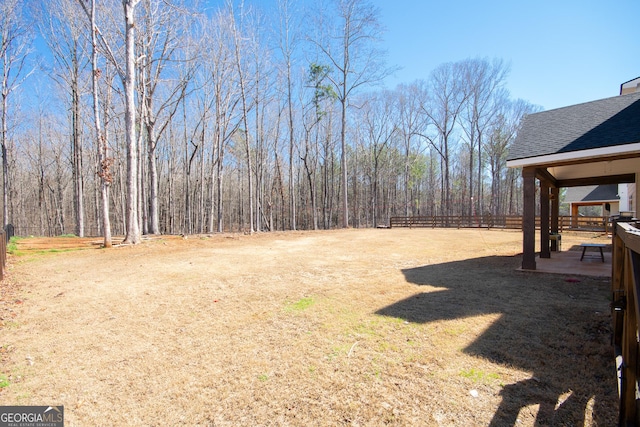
[370, 0, 639, 110]
[26, 0, 638, 114]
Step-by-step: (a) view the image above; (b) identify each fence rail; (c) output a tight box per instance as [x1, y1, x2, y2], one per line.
[612, 221, 640, 425]
[389, 215, 613, 232]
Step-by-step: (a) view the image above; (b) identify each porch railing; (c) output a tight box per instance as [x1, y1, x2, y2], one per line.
[611, 221, 640, 425]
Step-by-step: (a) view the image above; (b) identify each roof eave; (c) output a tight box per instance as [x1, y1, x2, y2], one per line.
[568, 198, 619, 203]
[506, 142, 640, 169]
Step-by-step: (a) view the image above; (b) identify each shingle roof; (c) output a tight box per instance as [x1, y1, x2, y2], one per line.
[507, 91, 640, 161]
[564, 184, 619, 203]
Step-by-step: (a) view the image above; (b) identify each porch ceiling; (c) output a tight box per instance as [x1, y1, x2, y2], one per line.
[546, 156, 639, 185]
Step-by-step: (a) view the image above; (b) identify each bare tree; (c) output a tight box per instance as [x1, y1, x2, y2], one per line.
[119, 0, 140, 243]
[395, 81, 428, 216]
[419, 62, 469, 218]
[486, 98, 538, 216]
[86, 0, 113, 247]
[228, 1, 258, 233]
[275, 0, 301, 231]
[22, 112, 67, 235]
[459, 58, 509, 217]
[300, 63, 335, 230]
[357, 90, 397, 227]
[40, 0, 91, 237]
[201, 10, 241, 233]
[12, 1, 544, 236]
[138, 0, 193, 235]
[0, 0, 33, 228]
[76, 0, 140, 243]
[248, 9, 273, 233]
[309, 0, 392, 228]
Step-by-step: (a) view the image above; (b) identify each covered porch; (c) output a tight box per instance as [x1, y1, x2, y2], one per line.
[518, 164, 635, 271]
[529, 245, 612, 277]
[507, 91, 640, 271]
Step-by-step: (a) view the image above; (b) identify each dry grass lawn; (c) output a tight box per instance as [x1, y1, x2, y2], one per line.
[0, 228, 616, 426]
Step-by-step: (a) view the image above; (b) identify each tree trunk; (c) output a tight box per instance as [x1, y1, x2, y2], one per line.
[216, 133, 224, 233]
[89, 0, 111, 247]
[122, 0, 140, 244]
[340, 97, 348, 228]
[144, 86, 159, 234]
[1, 92, 8, 229]
[287, 64, 296, 231]
[71, 48, 84, 237]
[233, 35, 254, 233]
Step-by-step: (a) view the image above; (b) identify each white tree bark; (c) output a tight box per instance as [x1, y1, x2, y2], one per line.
[310, 0, 392, 228]
[0, 0, 32, 229]
[122, 0, 140, 244]
[88, 0, 112, 247]
[229, 2, 254, 233]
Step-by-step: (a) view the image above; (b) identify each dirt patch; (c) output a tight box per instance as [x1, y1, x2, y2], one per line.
[0, 229, 616, 425]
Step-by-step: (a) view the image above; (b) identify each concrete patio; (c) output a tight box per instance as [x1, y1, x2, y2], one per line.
[522, 248, 611, 277]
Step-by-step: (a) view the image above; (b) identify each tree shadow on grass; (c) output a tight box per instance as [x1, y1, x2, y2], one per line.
[376, 255, 617, 426]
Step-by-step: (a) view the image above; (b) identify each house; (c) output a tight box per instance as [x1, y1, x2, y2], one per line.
[621, 76, 640, 95]
[507, 81, 640, 270]
[564, 184, 620, 217]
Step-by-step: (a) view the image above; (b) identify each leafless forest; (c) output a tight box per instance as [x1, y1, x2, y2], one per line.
[1, 0, 538, 241]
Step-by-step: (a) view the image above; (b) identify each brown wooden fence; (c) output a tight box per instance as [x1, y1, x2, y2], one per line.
[612, 221, 640, 425]
[389, 215, 613, 233]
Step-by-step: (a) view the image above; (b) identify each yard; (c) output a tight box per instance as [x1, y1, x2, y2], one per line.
[0, 228, 616, 426]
